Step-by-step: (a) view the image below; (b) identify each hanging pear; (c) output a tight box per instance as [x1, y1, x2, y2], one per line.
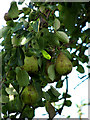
[22, 56, 38, 73]
[21, 85, 39, 105]
[55, 52, 72, 75]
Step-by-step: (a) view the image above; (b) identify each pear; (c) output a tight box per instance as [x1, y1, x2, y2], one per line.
[22, 56, 38, 73]
[4, 13, 12, 21]
[21, 85, 39, 105]
[55, 52, 72, 75]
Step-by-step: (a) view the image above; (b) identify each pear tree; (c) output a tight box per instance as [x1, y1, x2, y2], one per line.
[0, 1, 89, 119]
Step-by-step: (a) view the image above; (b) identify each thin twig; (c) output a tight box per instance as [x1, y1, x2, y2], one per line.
[74, 77, 88, 89]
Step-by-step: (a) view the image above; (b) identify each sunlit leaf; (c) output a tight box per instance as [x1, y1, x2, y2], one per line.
[41, 50, 51, 60]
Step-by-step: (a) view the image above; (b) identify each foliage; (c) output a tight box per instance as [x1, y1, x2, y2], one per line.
[0, 1, 89, 119]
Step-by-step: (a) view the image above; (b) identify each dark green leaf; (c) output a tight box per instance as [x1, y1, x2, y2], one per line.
[16, 47, 25, 66]
[43, 92, 51, 101]
[72, 59, 79, 67]
[62, 49, 72, 60]
[15, 67, 29, 87]
[32, 20, 39, 32]
[11, 22, 23, 32]
[33, 81, 42, 100]
[47, 89, 59, 102]
[56, 80, 64, 88]
[21, 106, 34, 118]
[51, 86, 61, 97]
[0, 26, 9, 38]
[18, 0, 25, 4]
[65, 100, 72, 107]
[8, 1, 19, 19]
[0, 95, 9, 103]
[7, 96, 22, 113]
[77, 64, 85, 73]
[62, 93, 71, 98]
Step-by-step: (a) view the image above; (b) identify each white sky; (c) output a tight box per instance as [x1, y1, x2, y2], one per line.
[0, 0, 89, 119]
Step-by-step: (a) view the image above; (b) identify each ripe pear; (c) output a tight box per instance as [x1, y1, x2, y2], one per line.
[21, 85, 39, 105]
[22, 56, 38, 73]
[55, 52, 72, 75]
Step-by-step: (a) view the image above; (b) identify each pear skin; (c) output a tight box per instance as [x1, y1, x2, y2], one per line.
[55, 52, 72, 75]
[22, 56, 38, 73]
[21, 85, 39, 105]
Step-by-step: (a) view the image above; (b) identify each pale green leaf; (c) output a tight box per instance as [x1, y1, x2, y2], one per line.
[5, 87, 18, 95]
[47, 64, 55, 81]
[53, 18, 60, 30]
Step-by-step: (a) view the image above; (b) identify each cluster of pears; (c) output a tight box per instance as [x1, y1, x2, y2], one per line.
[21, 51, 72, 105]
[20, 56, 39, 105]
[46, 51, 72, 77]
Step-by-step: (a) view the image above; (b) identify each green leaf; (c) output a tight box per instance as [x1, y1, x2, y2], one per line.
[5, 87, 18, 95]
[18, 0, 25, 4]
[77, 64, 85, 73]
[65, 100, 72, 107]
[41, 50, 51, 60]
[53, 18, 60, 30]
[21, 106, 34, 118]
[62, 49, 72, 60]
[7, 96, 22, 113]
[8, 1, 19, 19]
[11, 22, 23, 32]
[45, 101, 56, 119]
[0, 26, 9, 38]
[43, 92, 51, 101]
[31, 20, 39, 32]
[56, 80, 63, 88]
[33, 81, 42, 101]
[47, 64, 55, 81]
[15, 67, 29, 87]
[56, 31, 69, 43]
[16, 47, 25, 66]
[0, 95, 9, 103]
[62, 93, 71, 98]
[51, 86, 61, 97]
[72, 60, 79, 67]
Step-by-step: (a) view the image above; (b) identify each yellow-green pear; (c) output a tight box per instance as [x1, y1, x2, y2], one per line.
[21, 85, 39, 105]
[55, 52, 72, 75]
[22, 56, 38, 73]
